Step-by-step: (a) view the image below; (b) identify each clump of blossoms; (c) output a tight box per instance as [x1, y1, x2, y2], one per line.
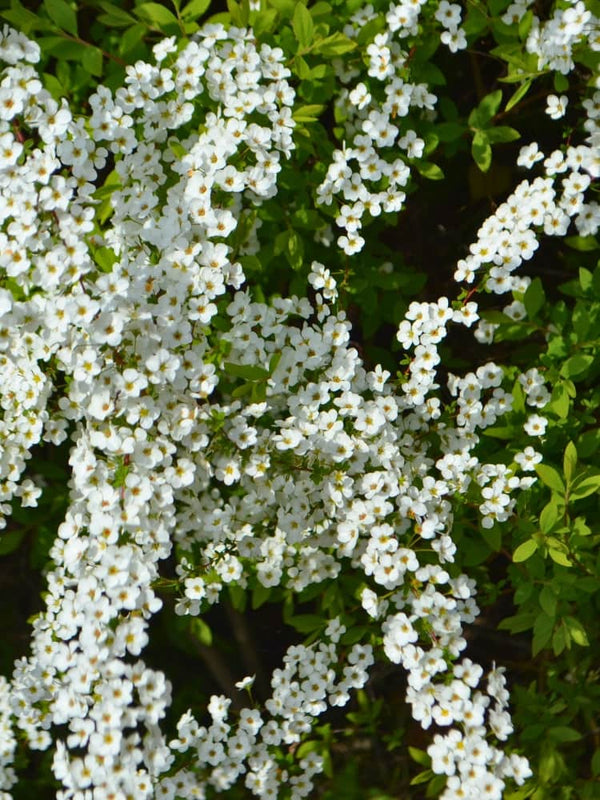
[463, 139, 599, 349]
[526, 0, 599, 75]
[0, 1, 597, 798]
[317, 0, 470, 254]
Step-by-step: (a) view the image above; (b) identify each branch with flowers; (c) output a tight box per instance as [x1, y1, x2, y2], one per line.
[0, 1, 598, 798]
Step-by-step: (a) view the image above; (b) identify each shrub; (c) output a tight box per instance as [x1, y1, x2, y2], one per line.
[0, 1, 598, 799]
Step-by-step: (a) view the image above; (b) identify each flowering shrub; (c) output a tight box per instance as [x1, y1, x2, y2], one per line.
[0, 0, 598, 798]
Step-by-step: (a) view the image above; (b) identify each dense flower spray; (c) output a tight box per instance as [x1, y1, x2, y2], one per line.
[0, 0, 598, 797]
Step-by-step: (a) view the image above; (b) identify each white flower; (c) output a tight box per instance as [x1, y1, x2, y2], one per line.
[153, 35, 177, 62]
[517, 142, 544, 169]
[545, 94, 568, 120]
[523, 414, 548, 437]
[235, 675, 256, 691]
[348, 82, 371, 110]
[515, 446, 543, 471]
[440, 27, 467, 52]
[435, 1, 462, 30]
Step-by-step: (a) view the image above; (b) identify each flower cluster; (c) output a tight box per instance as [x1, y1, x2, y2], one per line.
[526, 0, 599, 75]
[0, 21, 305, 799]
[0, 1, 597, 798]
[0, 677, 15, 798]
[317, 2, 443, 254]
[161, 637, 373, 799]
[466, 138, 599, 349]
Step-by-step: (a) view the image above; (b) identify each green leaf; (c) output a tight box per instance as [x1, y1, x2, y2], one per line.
[484, 126, 520, 144]
[439, 96, 459, 121]
[190, 617, 212, 646]
[498, 611, 537, 633]
[308, 1, 331, 20]
[231, 383, 251, 398]
[288, 614, 324, 633]
[427, 775, 449, 797]
[427, 131, 442, 156]
[577, 428, 600, 458]
[514, 582, 534, 604]
[471, 131, 492, 172]
[82, 45, 103, 77]
[548, 548, 572, 567]
[181, 0, 211, 19]
[340, 625, 371, 645]
[251, 382, 267, 402]
[524, 277, 545, 319]
[512, 380, 526, 414]
[251, 583, 271, 609]
[565, 235, 599, 252]
[482, 525, 501, 552]
[560, 354, 594, 380]
[463, 4, 488, 36]
[532, 612, 553, 656]
[482, 424, 519, 440]
[169, 140, 187, 160]
[253, 7, 278, 35]
[518, 9, 533, 39]
[92, 246, 117, 272]
[2, 0, 53, 32]
[266, 0, 296, 15]
[296, 740, 321, 759]
[415, 161, 444, 180]
[0, 530, 25, 556]
[572, 516, 591, 537]
[552, 624, 567, 656]
[228, 584, 247, 612]
[579, 266, 594, 290]
[539, 499, 561, 534]
[412, 61, 446, 87]
[505, 79, 532, 112]
[564, 616, 589, 646]
[548, 382, 569, 419]
[573, 300, 592, 339]
[225, 0, 250, 26]
[547, 726, 582, 743]
[292, 208, 322, 229]
[513, 539, 538, 562]
[554, 72, 569, 92]
[119, 22, 148, 55]
[293, 104, 325, 122]
[435, 121, 465, 142]
[292, 55, 311, 79]
[569, 473, 600, 500]
[408, 747, 431, 767]
[224, 362, 269, 380]
[97, 1, 136, 26]
[284, 230, 304, 270]
[292, 3, 314, 50]
[480, 310, 513, 325]
[134, 2, 180, 30]
[312, 32, 357, 56]
[576, 579, 598, 595]
[470, 89, 503, 127]
[43, 71, 67, 100]
[356, 14, 386, 45]
[410, 769, 434, 786]
[535, 464, 565, 494]
[38, 35, 87, 59]
[539, 743, 564, 783]
[538, 586, 557, 618]
[43, 0, 78, 35]
[563, 441, 577, 484]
